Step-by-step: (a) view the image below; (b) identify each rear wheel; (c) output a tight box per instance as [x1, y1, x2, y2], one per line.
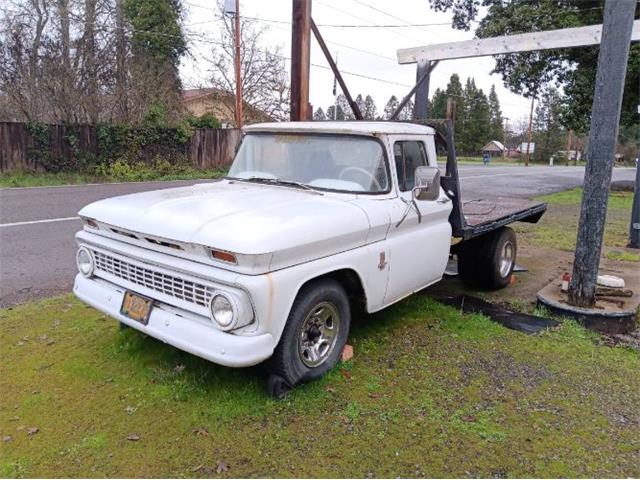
[268, 279, 350, 388]
[457, 227, 517, 290]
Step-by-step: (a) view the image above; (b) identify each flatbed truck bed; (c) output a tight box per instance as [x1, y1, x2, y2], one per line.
[426, 119, 547, 241]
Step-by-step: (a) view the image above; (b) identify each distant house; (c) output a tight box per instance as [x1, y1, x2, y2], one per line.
[481, 140, 505, 157]
[182, 88, 272, 126]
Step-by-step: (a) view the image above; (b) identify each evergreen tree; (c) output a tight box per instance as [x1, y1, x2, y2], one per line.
[533, 87, 565, 162]
[488, 85, 503, 141]
[445, 74, 464, 139]
[459, 78, 491, 153]
[383, 95, 399, 120]
[326, 104, 344, 121]
[125, 0, 187, 117]
[355, 94, 366, 118]
[363, 95, 377, 120]
[398, 99, 414, 121]
[336, 94, 353, 120]
[313, 107, 326, 121]
[430, 88, 448, 119]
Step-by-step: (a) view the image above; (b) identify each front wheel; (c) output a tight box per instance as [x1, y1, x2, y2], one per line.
[268, 279, 350, 387]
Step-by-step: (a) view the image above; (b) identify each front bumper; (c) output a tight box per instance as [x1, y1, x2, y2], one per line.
[73, 274, 275, 367]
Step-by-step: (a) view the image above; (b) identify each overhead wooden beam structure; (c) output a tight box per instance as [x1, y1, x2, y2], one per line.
[397, 20, 640, 64]
[389, 60, 439, 120]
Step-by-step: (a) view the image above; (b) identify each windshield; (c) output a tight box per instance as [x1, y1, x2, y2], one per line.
[228, 133, 390, 193]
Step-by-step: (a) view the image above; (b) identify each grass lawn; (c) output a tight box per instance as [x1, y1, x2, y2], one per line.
[514, 188, 639, 262]
[0, 169, 227, 188]
[1, 293, 639, 478]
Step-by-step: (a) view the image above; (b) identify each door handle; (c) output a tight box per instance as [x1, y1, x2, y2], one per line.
[436, 197, 451, 204]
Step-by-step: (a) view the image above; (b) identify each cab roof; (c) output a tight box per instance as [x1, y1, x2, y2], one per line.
[243, 121, 435, 136]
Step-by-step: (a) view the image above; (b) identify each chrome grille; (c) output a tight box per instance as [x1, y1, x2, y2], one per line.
[92, 250, 213, 307]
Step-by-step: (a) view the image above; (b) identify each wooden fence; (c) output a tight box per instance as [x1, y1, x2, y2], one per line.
[0, 122, 242, 173]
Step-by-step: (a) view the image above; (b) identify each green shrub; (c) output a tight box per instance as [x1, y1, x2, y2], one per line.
[187, 112, 221, 129]
[24, 102, 223, 175]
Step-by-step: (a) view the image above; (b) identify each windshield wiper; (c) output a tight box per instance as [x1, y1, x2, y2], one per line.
[242, 177, 318, 192]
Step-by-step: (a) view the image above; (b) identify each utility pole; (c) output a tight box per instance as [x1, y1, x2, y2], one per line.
[565, 129, 573, 165]
[290, 0, 312, 121]
[525, 97, 534, 166]
[446, 97, 456, 123]
[233, 0, 242, 128]
[568, 0, 636, 308]
[503, 117, 509, 161]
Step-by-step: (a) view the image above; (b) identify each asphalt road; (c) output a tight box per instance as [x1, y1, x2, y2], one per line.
[1, 166, 636, 307]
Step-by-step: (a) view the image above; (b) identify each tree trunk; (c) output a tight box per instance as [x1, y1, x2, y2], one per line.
[57, 0, 73, 122]
[568, 0, 636, 307]
[83, 0, 98, 123]
[115, 0, 128, 121]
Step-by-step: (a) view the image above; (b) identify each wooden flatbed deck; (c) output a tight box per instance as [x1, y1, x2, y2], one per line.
[458, 197, 547, 239]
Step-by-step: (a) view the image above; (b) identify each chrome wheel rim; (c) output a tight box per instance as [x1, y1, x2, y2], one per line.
[298, 301, 340, 368]
[499, 241, 514, 278]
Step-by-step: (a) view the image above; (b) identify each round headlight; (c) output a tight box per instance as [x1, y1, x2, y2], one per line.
[210, 294, 235, 329]
[76, 247, 94, 277]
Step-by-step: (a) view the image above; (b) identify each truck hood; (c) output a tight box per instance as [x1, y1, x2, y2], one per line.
[78, 180, 374, 272]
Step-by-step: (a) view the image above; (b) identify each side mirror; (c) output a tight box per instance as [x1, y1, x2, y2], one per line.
[412, 166, 440, 201]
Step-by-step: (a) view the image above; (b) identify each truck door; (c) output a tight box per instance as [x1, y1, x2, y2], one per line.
[383, 135, 452, 306]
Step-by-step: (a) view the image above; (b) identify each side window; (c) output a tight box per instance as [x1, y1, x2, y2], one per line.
[393, 141, 428, 191]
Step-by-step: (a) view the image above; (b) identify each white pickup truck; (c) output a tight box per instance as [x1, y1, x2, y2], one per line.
[74, 121, 545, 396]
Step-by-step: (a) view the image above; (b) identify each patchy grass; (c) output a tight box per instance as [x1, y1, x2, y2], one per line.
[1, 294, 639, 478]
[0, 169, 227, 188]
[605, 249, 640, 262]
[514, 188, 633, 252]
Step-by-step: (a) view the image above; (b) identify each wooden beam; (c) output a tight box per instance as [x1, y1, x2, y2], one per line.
[310, 19, 363, 120]
[397, 19, 640, 64]
[290, 0, 311, 121]
[412, 59, 432, 121]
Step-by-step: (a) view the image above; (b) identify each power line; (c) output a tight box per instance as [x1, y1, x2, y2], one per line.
[189, 15, 451, 29]
[348, 0, 415, 28]
[314, 0, 421, 43]
[131, 27, 414, 88]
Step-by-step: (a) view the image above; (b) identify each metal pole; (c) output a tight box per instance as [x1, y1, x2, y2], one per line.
[290, 0, 311, 121]
[310, 19, 362, 119]
[629, 161, 640, 248]
[234, 0, 242, 128]
[525, 97, 534, 166]
[568, 0, 636, 307]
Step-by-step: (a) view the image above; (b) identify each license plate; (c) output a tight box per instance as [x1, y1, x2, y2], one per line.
[120, 291, 153, 325]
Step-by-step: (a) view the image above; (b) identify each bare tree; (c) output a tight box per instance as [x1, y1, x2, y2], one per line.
[0, 0, 185, 124]
[207, 8, 289, 123]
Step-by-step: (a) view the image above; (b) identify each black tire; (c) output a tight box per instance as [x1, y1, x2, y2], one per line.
[268, 278, 350, 387]
[457, 227, 517, 291]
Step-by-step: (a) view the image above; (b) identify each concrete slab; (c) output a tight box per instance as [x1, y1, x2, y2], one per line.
[537, 261, 639, 334]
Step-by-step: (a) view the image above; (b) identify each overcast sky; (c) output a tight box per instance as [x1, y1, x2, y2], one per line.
[180, 0, 533, 126]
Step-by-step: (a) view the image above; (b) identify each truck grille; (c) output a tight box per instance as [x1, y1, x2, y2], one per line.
[92, 250, 213, 307]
